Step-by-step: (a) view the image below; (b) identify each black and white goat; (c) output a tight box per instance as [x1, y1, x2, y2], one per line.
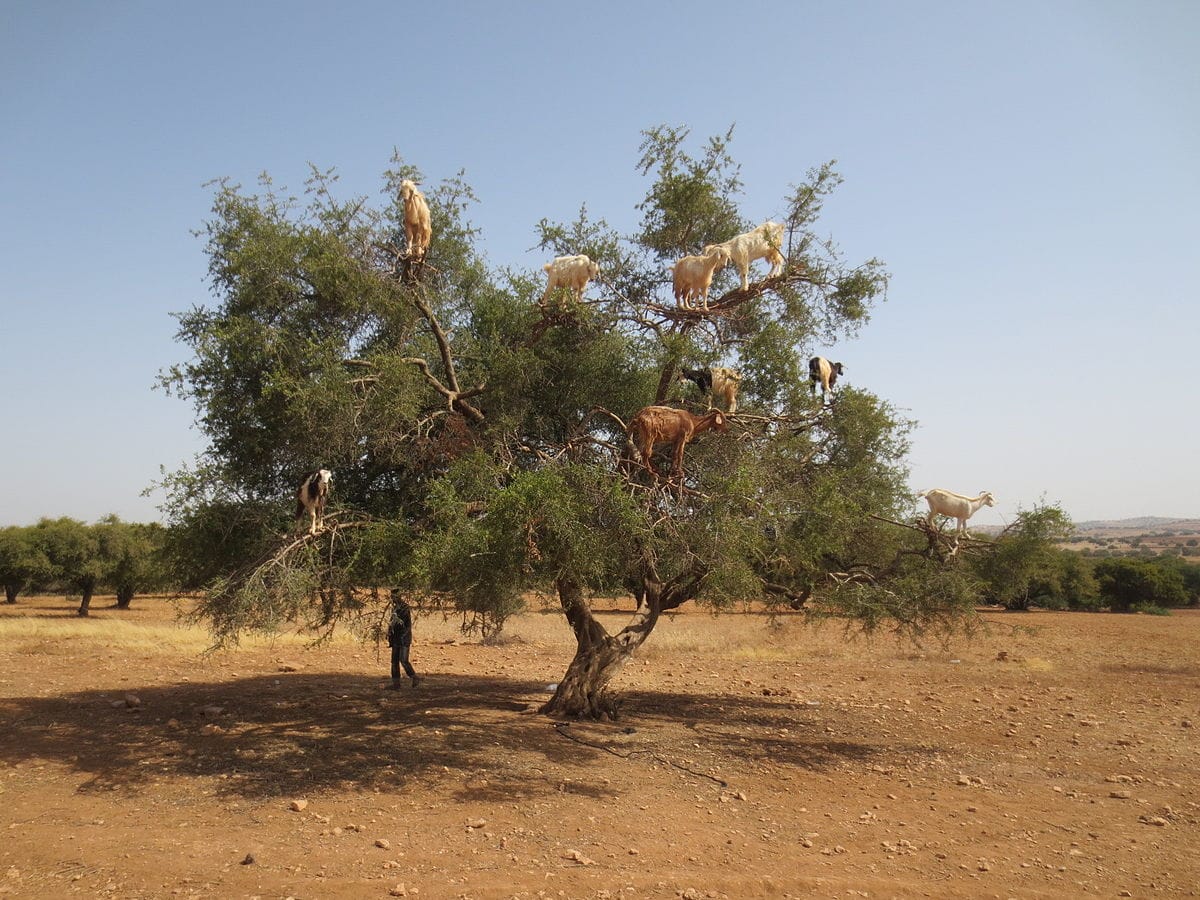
[808, 356, 845, 401]
[295, 469, 332, 535]
[678, 365, 741, 413]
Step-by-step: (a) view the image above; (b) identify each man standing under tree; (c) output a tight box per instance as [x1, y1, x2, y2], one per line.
[387, 589, 421, 689]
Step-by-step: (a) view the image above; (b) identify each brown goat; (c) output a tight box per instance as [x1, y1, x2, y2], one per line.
[626, 406, 728, 478]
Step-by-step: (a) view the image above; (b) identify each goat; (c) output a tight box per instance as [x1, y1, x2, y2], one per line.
[703, 221, 785, 291]
[295, 469, 332, 535]
[917, 489, 996, 536]
[541, 254, 600, 306]
[678, 365, 741, 413]
[626, 406, 727, 478]
[671, 246, 731, 310]
[808, 356, 845, 401]
[399, 180, 432, 260]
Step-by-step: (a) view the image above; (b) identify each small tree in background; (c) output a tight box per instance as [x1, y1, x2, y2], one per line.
[1093, 557, 1188, 612]
[34, 517, 106, 616]
[96, 517, 171, 609]
[0, 526, 51, 604]
[974, 504, 1074, 611]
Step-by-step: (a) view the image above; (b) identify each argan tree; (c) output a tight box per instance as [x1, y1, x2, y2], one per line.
[0, 526, 50, 604]
[34, 517, 106, 616]
[162, 128, 981, 718]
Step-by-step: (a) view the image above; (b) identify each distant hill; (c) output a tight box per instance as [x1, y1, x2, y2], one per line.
[971, 519, 1200, 559]
[1073, 517, 1200, 533]
[1059, 517, 1200, 558]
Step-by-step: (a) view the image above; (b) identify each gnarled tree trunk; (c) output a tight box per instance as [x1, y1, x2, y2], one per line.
[4, 584, 18, 604]
[541, 568, 700, 719]
[115, 586, 134, 609]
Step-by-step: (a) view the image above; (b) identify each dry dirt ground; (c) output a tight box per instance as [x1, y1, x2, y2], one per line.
[1, 597, 1198, 899]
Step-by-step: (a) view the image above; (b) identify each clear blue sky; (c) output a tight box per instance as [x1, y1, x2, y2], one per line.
[2, 0, 1197, 527]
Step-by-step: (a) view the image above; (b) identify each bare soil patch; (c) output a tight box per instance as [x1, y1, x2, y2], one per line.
[2, 597, 1198, 898]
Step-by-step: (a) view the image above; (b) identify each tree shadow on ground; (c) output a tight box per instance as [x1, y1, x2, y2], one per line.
[0, 672, 940, 804]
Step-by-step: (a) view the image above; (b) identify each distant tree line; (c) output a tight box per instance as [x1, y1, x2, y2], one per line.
[0, 517, 175, 615]
[2, 509, 1196, 620]
[970, 509, 1200, 613]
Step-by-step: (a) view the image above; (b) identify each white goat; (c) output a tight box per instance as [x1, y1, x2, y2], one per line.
[671, 246, 731, 310]
[678, 365, 741, 413]
[917, 489, 995, 536]
[808, 356, 845, 401]
[399, 180, 431, 260]
[541, 254, 600, 306]
[295, 469, 332, 535]
[703, 221, 785, 290]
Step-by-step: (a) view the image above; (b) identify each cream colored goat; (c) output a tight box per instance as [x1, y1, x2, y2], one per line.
[672, 246, 731, 309]
[541, 254, 600, 305]
[627, 406, 728, 478]
[703, 221, 785, 290]
[917, 489, 995, 535]
[399, 180, 431, 260]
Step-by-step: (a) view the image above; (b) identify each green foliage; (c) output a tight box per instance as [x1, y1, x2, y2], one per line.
[973, 503, 1073, 610]
[95, 516, 171, 607]
[1094, 557, 1189, 612]
[635, 125, 744, 258]
[34, 517, 106, 595]
[0, 526, 51, 603]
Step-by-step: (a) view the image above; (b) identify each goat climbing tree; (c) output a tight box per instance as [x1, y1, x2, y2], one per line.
[163, 128, 985, 719]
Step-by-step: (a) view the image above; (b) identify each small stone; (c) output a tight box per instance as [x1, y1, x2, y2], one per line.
[110, 700, 126, 709]
[200, 723, 224, 735]
[389, 885, 408, 897]
[563, 849, 595, 866]
[124, 694, 141, 708]
[278, 663, 301, 672]
[1140, 816, 1169, 827]
[240, 853, 255, 865]
[375, 839, 391, 850]
[289, 799, 308, 812]
[1109, 790, 1132, 800]
[466, 819, 486, 829]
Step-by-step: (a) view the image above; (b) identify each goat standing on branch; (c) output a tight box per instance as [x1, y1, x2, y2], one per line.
[917, 488, 995, 537]
[626, 406, 727, 479]
[541, 254, 600, 307]
[703, 221, 785, 290]
[678, 365, 741, 413]
[399, 180, 432, 261]
[295, 469, 332, 535]
[671, 246, 730, 310]
[808, 356, 845, 402]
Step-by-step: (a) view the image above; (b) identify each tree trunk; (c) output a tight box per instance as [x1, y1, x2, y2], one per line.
[77, 580, 95, 617]
[540, 571, 686, 719]
[115, 586, 134, 609]
[4, 584, 17, 604]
